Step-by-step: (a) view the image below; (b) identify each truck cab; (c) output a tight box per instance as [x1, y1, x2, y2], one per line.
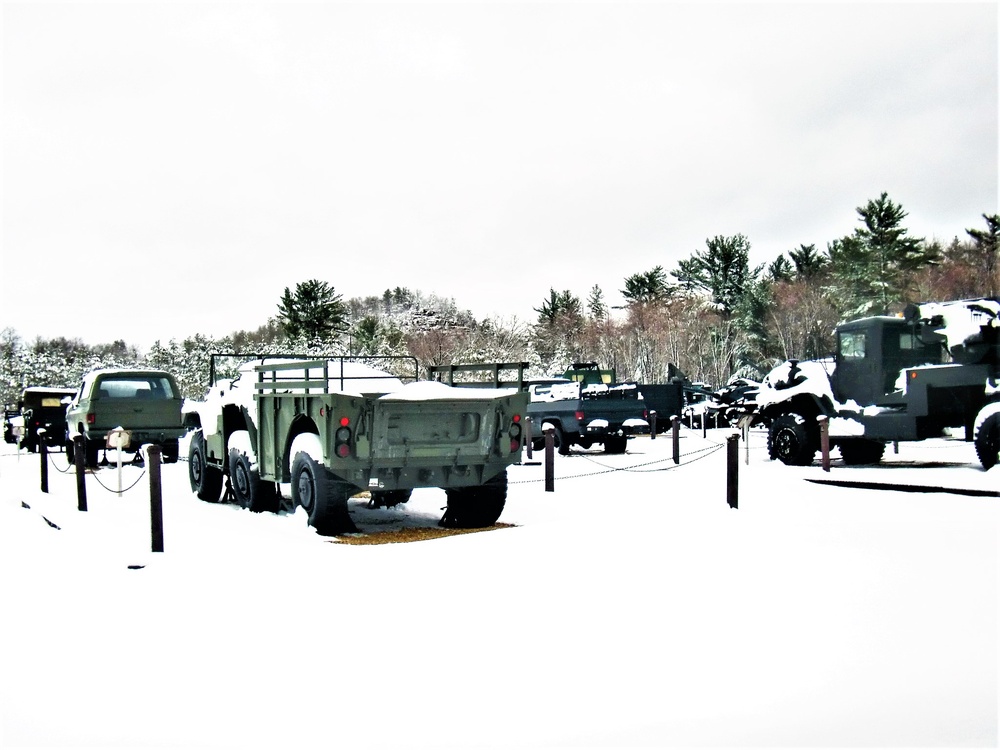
[832, 316, 948, 406]
[758, 298, 1000, 467]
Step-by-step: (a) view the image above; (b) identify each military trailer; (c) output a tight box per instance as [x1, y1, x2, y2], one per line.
[756, 298, 1000, 468]
[185, 355, 528, 536]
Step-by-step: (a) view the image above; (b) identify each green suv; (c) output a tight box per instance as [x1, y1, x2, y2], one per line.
[65, 368, 185, 467]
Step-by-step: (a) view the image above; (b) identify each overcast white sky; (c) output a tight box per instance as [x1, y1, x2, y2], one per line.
[2, 1, 997, 352]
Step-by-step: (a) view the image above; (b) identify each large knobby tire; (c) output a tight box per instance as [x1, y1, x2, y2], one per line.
[161, 438, 179, 464]
[291, 451, 359, 536]
[603, 435, 628, 454]
[767, 413, 817, 466]
[189, 431, 224, 502]
[229, 449, 279, 513]
[838, 439, 886, 466]
[974, 407, 1000, 470]
[533, 424, 568, 455]
[440, 470, 508, 529]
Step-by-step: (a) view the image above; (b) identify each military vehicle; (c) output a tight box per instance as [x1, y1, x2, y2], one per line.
[185, 355, 528, 536]
[756, 298, 1000, 468]
[427, 361, 684, 452]
[64, 369, 186, 466]
[13, 386, 76, 452]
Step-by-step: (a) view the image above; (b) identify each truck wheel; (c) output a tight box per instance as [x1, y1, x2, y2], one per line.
[603, 435, 628, 454]
[767, 413, 816, 466]
[974, 409, 1000, 470]
[838, 439, 886, 465]
[369, 489, 412, 508]
[291, 452, 359, 536]
[440, 470, 507, 528]
[162, 438, 179, 464]
[534, 424, 568, 454]
[189, 431, 224, 502]
[85, 438, 100, 468]
[229, 449, 279, 513]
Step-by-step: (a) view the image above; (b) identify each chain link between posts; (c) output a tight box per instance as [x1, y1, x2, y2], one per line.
[509, 427, 737, 484]
[44, 447, 148, 494]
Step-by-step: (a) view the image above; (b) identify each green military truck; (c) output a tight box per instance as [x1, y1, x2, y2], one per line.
[184, 356, 528, 536]
[756, 297, 1000, 468]
[15, 386, 77, 453]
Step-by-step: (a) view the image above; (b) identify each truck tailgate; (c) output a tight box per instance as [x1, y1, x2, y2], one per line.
[91, 399, 182, 433]
[369, 384, 527, 463]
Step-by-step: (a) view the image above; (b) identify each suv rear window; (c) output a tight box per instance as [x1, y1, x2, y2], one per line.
[98, 377, 177, 400]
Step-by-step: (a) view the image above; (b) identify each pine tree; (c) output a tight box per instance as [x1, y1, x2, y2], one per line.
[829, 193, 935, 316]
[276, 280, 348, 341]
[621, 266, 673, 304]
[586, 285, 608, 321]
[788, 243, 828, 279]
[767, 255, 794, 283]
[966, 213, 1000, 297]
[672, 234, 760, 318]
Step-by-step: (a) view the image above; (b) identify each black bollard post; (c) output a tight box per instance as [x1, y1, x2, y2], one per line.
[544, 426, 555, 493]
[818, 415, 830, 472]
[38, 429, 48, 493]
[727, 432, 739, 509]
[73, 435, 87, 512]
[649, 410, 657, 440]
[148, 445, 164, 553]
[671, 415, 680, 465]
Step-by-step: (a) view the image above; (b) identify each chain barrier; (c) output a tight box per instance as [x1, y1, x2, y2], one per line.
[46, 449, 76, 475]
[89, 467, 147, 494]
[580, 441, 727, 474]
[511, 436, 728, 484]
[41, 447, 148, 494]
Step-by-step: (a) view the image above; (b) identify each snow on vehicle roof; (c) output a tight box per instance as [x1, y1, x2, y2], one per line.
[917, 298, 1000, 351]
[756, 359, 836, 410]
[378, 381, 518, 401]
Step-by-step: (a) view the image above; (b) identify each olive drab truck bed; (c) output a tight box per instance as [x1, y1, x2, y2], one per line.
[253, 360, 527, 492]
[186, 356, 528, 536]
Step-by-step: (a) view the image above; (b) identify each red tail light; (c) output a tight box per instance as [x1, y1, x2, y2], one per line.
[575, 410, 585, 421]
[334, 417, 352, 458]
[87, 414, 95, 425]
[508, 415, 523, 453]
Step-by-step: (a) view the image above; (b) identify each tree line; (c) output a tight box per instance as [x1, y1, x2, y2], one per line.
[3, 194, 997, 405]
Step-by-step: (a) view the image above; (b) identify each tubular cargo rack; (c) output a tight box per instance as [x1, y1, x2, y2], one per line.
[208, 353, 419, 391]
[426, 362, 529, 390]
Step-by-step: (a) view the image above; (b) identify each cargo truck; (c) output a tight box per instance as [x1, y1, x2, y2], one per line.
[756, 297, 1000, 468]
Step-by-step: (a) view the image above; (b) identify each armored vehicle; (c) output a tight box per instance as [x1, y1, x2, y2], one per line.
[756, 298, 1000, 468]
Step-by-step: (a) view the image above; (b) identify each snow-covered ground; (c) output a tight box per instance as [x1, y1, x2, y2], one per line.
[0, 428, 996, 748]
